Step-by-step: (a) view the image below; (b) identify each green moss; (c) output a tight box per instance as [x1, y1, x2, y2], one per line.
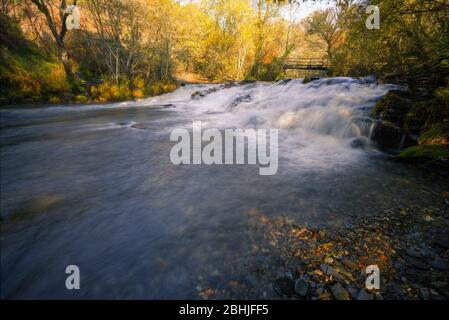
[372, 90, 411, 125]
[398, 144, 449, 160]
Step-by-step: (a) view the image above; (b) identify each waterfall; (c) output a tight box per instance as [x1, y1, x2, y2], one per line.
[146, 77, 399, 169]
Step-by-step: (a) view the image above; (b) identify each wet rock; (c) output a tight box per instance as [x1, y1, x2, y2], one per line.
[345, 285, 359, 299]
[239, 80, 256, 85]
[318, 290, 332, 300]
[229, 94, 251, 109]
[294, 278, 309, 297]
[191, 91, 205, 100]
[372, 89, 412, 126]
[406, 247, 422, 259]
[223, 82, 237, 89]
[357, 288, 374, 300]
[350, 138, 366, 149]
[131, 124, 147, 130]
[336, 266, 356, 282]
[277, 79, 292, 85]
[433, 238, 449, 249]
[342, 258, 358, 270]
[418, 287, 431, 300]
[431, 281, 448, 289]
[405, 257, 429, 270]
[429, 256, 449, 271]
[273, 277, 295, 297]
[320, 264, 336, 276]
[371, 122, 404, 149]
[191, 87, 219, 100]
[331, 283, 351, 300]
[375, 292, 384, 300]
[385, 282, 406, 299]
[420, 247, 437, 260]
[324, 257, 334, 264]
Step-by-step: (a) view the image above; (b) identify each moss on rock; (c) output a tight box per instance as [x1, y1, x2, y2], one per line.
[397, 144, 449, 160]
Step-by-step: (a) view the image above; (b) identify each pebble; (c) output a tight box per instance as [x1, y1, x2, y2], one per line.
[406, 247, 422, 259]
[331, 283, 350, 300]
[357, 288, 374, 300]
[434, 238, 449, 249]
[429, 256, 449, 271]
[345, 285, 359, 299]
[273, 277, 295, 297]
[342, 258, 358, 270]
[294, 278, 309, 297]
[405, 257, 429, 270]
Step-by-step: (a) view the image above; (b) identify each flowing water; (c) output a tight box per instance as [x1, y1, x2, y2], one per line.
[1, 78, 447, 298]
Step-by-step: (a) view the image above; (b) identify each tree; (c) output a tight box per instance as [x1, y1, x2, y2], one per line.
[29, 0, 77, 86]
[304, 8, 340, 61]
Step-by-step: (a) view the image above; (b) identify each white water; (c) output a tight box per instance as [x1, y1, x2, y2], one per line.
[145, 77, 398, 170]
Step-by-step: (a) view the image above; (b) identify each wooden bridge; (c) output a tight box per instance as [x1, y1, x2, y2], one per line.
[283, 58, 329, 71]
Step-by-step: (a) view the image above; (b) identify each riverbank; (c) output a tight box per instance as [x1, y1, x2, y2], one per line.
[372, 59, 449, 163]
[197, 189, 449, 300]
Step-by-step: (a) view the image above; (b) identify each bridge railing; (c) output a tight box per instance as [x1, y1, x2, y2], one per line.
[283, 57, 329, 70]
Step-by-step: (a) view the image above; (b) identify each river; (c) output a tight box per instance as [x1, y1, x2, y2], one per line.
[1, 78, 447, 298]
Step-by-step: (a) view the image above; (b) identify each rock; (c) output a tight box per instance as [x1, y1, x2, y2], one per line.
[433, 238, 449, 249]
[371, 122, 405, 149]
[191, 91, 204, 100]
[229, 94, 251, 108]
[350, 138, 366, 149]
[406, 247, 423, 259]
[345, 285, 359, 299]
[320, 264, 336, 276]
[131, 124, 147, 130]
[385, 282, 406, 299]
[277, 78, 292, 85]
[372, 89, 412, 127]
[223, 82, 237, 89]
[357, 288, 374, 300]
[405, 257, 429, 270]
[420, 247, 437, 260]
[418, 287, 431, 300]
[331, 283, 351, 300]
[318, 290, 332, 300]
[429, 256, 449, 271]
[431, 281, 448, 289]
[273, 277, 295, 297]
[342, 258, 358, 270]
[191, 87, 219, 100]
[238, 80, 256, 85]
[375, 292, 384, 300]
[336, 266, 356, 282]
[303, 76, 320, 84]
[294, 278, 309, 297]
[320, 264, 346, 282]
[324, 256, 334, 264]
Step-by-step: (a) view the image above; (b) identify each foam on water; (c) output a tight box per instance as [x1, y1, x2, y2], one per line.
[146, 78, 399, 170]
[0, 77, 398, 170]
